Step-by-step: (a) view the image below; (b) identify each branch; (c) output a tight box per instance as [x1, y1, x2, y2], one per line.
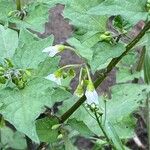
[16, 0, 21, 11]
[60, 20, 150, 123]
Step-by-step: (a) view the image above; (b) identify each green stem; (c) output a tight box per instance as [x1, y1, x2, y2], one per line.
[79, 67, 83, 84]
[94, 110, 115, 149]
[146, 92, 150, 150]
[85, 65, 92, 81]
[59, 64, 82, 70]
[60, 20, 150, 123]
[16, 0, 21, 11]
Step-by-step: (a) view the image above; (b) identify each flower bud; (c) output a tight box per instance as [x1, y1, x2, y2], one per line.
[51, 124, 61, 130]
[74, 84, 84, 97]
[100, 34, 112, 42]
[57, 134, 63, 139]
[0, 76, 6, 84]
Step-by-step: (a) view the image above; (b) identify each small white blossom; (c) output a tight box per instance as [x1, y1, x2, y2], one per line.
[45, 74, 61, 85]
[85, 89, 99, 105]
[42, 46, 59, 57]
[42, 45, 65, 57]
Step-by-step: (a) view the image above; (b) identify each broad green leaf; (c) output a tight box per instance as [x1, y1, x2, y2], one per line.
[144, 50, 150, 84]
[35, 56, 60, 77]
[141, 32, 150, 84]
[20, 2, 49, 32]
[37, 0, 67, 5]
[91, 42, 126, 72]
[13, 29, 54, 69]
[103, 84, 147, 122]
[0, 25, 18, 60]
[121, 52, 137, 66]
[64, 136, 77, 150]
[36, 117, 59, 143]
[67, 37, 93, 61]
[0, 1, 50, 32]
[58, 84, 148, 139]
[88, 0, 148, 25]
[67, 118, 94, 137]
[105, 121, 125, 150]
[116, 67, 140, 83]
[0, 78, 71, 142]
[0, 126, 27, 149]
[63, 0, 107, 32]
[0, 0, 16, 23]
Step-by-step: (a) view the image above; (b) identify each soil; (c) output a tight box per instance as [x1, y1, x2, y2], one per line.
[38, 4, 148, 150]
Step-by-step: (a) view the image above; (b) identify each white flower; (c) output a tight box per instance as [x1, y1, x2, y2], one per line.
[45, 74, 61, 85]
[42, 45, 65, 57]
[85, 89, 99, 105]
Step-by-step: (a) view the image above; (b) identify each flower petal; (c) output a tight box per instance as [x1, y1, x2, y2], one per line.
[45, 74, 61, 85]
[42, 46, 59, 57]
[85, 90, 99, 105]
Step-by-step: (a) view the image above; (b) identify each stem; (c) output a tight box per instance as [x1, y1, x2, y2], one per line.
[60, 21, 150, 123]
[59, 64, 82, 70]
[85, 65, 92, 81]
[79, 67, 83, 83]
[146, 92, 150, 150]
[16, 0, 21, 11]
[94, 110, 115, 149]
[65, 46, 76, 52]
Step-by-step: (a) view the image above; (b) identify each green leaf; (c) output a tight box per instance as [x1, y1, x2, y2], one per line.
[35, 56, 60, 77]
[0, 0, 16, 23]
[105, 121, 125, 150]
[0, 78, 71, 142]
[101, 84, 148, 138]
[116, 67, 140, 83]
[20, 2, 49, 32]
[0, 25, 18, 61]
[67, 118, 94, 137]
[64, 136, 77, 150]
[67, 37, 93, 61]
[144, 50, 150, 84]
[91, 42, 126, 72]
[13, 29, 54, 69]
[58, 84, 148, 139]
[88, 0, 148, 25]
[0, 126, 27, 149]
[36, 117, 59, 143]
[63, 0, 107, 32]
[37, 0, 67, 5]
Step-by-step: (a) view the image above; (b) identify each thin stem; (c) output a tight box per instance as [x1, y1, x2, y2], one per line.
[79, 67, 83, 84]
[104, 99, 107, 126]
[65, 46, 76, 52]
[16, 0, 21, 11]
[85, 65, 92, 81]
[146, 92, 150, 150]
[59, 64, 82, 70]
[93, 110, 114, 149]
[60, 20, 150, 123]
